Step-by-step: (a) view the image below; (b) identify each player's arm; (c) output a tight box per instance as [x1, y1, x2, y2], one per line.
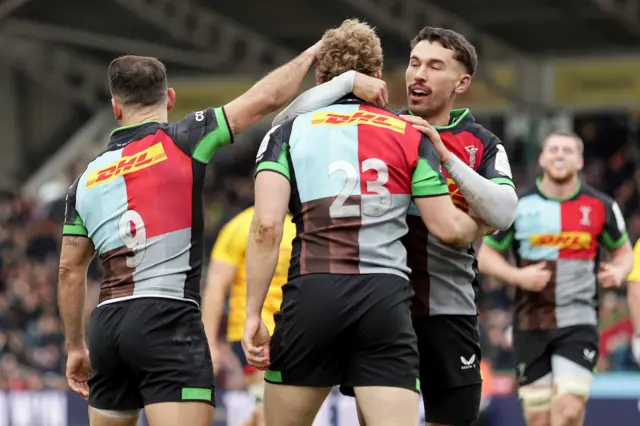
[403, 115, 517, 231]
[202, 218, 246, 356]
[272, 71, 387, 127]
[598, 198, 633, 287]
[476, 230, 520, 285]
[58, 182, 95, 352]
[223, 43, 321, 136]
[411, 137, 489, 246]
[246, 127, 291, 318]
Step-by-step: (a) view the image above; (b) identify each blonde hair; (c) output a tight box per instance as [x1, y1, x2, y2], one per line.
[316, 19, 383, 84]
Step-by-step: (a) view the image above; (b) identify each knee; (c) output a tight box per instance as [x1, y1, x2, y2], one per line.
[519, 385, 553, 414]
[553, 395, 585, 423]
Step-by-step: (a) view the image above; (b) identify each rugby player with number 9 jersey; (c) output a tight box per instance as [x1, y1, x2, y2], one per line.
[57, 44, 347, 426]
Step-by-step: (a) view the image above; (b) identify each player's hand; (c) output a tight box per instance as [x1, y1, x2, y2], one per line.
[400, 114, 452, 163]
[66, 347, 92, 400]
[353, 73, 388, 107]
[242, 315, 271, 370]
[631, 333, 640, 365]
[515, 262, 551, 292]
[306, 40, 324, 59]
[598, 263, 625, 288]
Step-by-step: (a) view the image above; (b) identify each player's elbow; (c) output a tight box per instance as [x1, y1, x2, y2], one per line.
[479, 187, 517, 231]
[250, 218, 283, 249]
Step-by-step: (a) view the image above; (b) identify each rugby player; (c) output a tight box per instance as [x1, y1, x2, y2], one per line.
[628, 239, 640, 365]
[202, 206, 296, 426]
[478, 131, 634, 426]
[242, 19, 495, 426]
[272, 26, 517, 426]
[56, 44, 366, 426]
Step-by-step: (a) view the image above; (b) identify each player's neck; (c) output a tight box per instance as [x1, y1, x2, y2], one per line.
[120, 107, 167, 128]
[415, 109, 451, 127]
[539, 175, 580, 200]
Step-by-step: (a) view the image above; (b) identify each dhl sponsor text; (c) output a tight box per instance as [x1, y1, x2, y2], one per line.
[86, 142, 168, 188]
[529, 232, 592, 250]
[311, 110, 406, 134]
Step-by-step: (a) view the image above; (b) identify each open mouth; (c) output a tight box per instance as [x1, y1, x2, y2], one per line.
[409, 86, 430, 99]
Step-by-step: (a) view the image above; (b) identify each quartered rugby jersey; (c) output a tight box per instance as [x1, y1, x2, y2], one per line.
[483, 179, 628, 331]
[400, 108, 515, 317]
[210, 207, 296, 341]
[255, 96, 449, 281]
[63, 107, 233, 306]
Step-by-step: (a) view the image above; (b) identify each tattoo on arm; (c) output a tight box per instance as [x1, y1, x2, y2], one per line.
[64, 237, 81, 247]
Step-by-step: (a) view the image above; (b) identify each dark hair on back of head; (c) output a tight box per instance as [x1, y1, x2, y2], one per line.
[108, 55, 168, 107]
[410, 27, 478, 76]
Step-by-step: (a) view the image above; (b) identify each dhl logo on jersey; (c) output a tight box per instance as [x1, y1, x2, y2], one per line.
[529, 232, 592, 250]
[311, 111, 406, 134]
[86, 142, 167, 188]
[447, 178, 468, 211]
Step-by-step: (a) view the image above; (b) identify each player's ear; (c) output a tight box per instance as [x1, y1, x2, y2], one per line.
[111, 98, 122, 121]
[577, 155, 584, 171]
[454, 74, 471, 94]
[166, 88, 176, 113]
[375, 70, 382, 79]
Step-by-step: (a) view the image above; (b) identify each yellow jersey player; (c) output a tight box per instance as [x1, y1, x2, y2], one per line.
[626, 238, 640, 365]
[202, 206, 295, 410]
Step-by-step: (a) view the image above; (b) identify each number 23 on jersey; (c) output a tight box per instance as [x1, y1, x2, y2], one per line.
[329, 158, 390, 219]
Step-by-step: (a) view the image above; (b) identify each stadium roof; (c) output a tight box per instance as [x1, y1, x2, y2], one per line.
[6, 0, 640, 80]
[5, 0, 640, 183]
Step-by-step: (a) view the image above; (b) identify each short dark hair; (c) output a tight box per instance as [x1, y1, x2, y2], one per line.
[542, 131, 584, 155]
[108, 55, 168, 107]
[410, 27, 478, 76]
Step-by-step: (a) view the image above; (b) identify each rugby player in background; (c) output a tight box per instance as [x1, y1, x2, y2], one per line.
[56, 42, 368, 426]
[202, 206, 296, 426]
[272, 26, 517, 426]
[478, 131, 634, 426]
[623, 239, 640, 365]
[243, 19, 494, 426]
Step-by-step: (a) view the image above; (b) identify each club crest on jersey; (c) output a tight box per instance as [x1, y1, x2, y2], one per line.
[465, 146, 478, 169]
[579, 205, 591, 226]
[311, 111, 406, 134]
[86, 142, 168, 188]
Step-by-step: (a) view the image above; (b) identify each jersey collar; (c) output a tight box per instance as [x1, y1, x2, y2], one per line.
[535, 177, 582, 201]
[407, 108, 472, 131]
[108, 121, 160, 148]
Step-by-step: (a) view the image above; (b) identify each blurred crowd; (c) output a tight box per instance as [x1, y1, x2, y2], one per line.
[1, 113, 639, 392]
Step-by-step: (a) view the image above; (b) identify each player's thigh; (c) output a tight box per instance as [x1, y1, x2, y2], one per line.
[422, 384, 481, 426]
[267, 274, 352, 388]
[144, 402, 214, 426]
[88, 407, 140, 426]
[355, 386, 420, 426]
[264, 383, 332, 426]
[513, 329, 554, 413]
[551, 325, 598, 399]
[415, 315, 482, 388]
[88, 303, 142, 412]
[118, 298, 216, 408]
[344, 274, 419, 393]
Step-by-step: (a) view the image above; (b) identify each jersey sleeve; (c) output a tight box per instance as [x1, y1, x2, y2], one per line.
[255, 123, 291, 181]
[477, 135, 515, 189]
[600, 198, 629, 250]
[173, 107, 233, 164]
[411, 134, 449, 197]
[627, 239, 640, 282]
[482, 227, 515, 252]
[211, 212, 251, 267]
[62, 177, 88, 237]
